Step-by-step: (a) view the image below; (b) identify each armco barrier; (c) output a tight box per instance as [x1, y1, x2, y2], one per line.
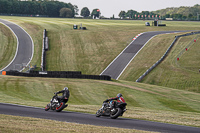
[136, 31, 200, 82]
[41, 29, 48, 71]
[4, 71, 111, 81]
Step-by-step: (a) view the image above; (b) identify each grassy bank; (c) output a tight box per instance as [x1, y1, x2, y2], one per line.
[120, 32, 200, 92]
[0, 75, 200, 127]
[143, 34, 200, 92]
[0, 16, 200, 131]
[1, 16, 200, 92]
[1, 17, 199, 75]
[0, 23, 16, 70]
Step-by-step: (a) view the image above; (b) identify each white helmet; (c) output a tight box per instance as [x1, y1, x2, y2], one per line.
[63, 87, 68, 91]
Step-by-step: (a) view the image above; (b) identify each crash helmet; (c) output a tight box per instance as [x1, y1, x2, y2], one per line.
[63, 87, 68, 91]
[117, 93, 122, 97]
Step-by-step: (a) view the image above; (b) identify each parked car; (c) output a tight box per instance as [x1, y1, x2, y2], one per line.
[145, 22, 150, 26]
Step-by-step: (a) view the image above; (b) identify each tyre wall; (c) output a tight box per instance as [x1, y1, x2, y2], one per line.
[4, 70, 111, 81]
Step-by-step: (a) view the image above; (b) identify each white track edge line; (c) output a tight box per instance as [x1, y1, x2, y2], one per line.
[0, 19, 34, 72]
[0, 21, 19, 72]
[100, 33, 143, 76]
[116, 31, 182, 80]
[116, 34, 158, 80]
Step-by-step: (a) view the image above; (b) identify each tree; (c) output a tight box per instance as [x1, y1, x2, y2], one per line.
[73, 5, 79, 15]
[126, 10, 137, 19]
[188, 14, 193, 18]
[165, 14, 170, 18]
[118, 11, 126, 19]
[0, 0, 12, 14]
[91, 8, 100, 19]
[81, 7, 90, 17]
[59, 8, 73, 18]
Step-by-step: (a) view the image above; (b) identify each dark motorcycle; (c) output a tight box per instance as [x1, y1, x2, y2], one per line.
[45, 94, 68, 112]
[96, 101, 127, 119]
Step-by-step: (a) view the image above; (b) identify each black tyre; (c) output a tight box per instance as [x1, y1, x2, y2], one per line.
[55, 102, 65, 112]
[110, 108, 122, 119]
[96, 109, 102, 117]
[45, 104, 50, 111]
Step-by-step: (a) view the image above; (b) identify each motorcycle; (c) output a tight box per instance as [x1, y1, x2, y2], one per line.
[45, 94, 68, 112]
[96, 101, 127, 119]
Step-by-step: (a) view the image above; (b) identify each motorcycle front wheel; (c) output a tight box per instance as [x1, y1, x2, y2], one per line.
[96, 109, 102, 117]
[110, 108, 122, 119]
[45, 104, 50, 111]
[55, 102, 65, 112]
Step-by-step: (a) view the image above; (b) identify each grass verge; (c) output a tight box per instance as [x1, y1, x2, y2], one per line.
[0, 23, 16, 70]
[0, 114, 154, 133]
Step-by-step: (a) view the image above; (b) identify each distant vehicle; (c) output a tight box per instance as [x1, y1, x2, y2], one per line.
[145, 22, 150, 26]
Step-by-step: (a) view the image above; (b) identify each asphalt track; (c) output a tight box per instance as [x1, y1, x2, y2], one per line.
[101, 31, 182, 80]
[0, 19, 33, 73]
[0, 103, 199, 133]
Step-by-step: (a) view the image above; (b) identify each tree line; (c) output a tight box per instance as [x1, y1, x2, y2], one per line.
[0, 0, 199, 20]
[118, 10, 160, 20]
[154, 4, 200, 20]
[0, 0, 76, 17]
[117, 4, 200, 20]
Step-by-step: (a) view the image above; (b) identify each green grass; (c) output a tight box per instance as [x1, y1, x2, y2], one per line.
[0, 75, 200, 127]
[0, 114, 154, 133]
[1, 17, 200, 92]
[0, 16, 200, 130]
[122, 33, 200, 92]
[1, 16, 199, 75]
[0, 23, 17, 70]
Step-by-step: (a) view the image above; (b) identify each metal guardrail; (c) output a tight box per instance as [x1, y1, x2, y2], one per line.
[41, 29, 48, 71]
[136, 31, 200, 82]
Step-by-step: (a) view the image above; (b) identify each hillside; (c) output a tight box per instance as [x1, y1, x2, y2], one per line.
[1, 16, 200, 92]
[120, 32, 200, 93]
[0, 16, 200, 128]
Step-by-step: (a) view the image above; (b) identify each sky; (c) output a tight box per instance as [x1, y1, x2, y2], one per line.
[59, 0, 200, 18]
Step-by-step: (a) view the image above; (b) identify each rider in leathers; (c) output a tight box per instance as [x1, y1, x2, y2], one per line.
[54, 87, 70, 102]
[103, 93, 125, 108]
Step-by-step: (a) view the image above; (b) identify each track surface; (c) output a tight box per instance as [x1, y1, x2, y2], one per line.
[0, 19, 33, 72]
[101, 31, 182, 80]
[0, 103, 199, 133]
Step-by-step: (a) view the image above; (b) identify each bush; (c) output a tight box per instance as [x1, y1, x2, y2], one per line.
[59, 8, 73, 18]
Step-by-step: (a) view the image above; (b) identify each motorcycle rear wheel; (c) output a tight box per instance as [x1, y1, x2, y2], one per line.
[110, 108, 122, 119]
[45, 104, 50, 111]
[55, 102, 65, 112]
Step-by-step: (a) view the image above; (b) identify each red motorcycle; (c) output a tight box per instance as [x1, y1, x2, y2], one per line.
[96, 100, 127, 119]
[45, 94, 68, 112]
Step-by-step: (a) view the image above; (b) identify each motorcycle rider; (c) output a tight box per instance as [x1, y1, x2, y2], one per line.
[54, 87, 70, 103]
[103, 93, 125, 108]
